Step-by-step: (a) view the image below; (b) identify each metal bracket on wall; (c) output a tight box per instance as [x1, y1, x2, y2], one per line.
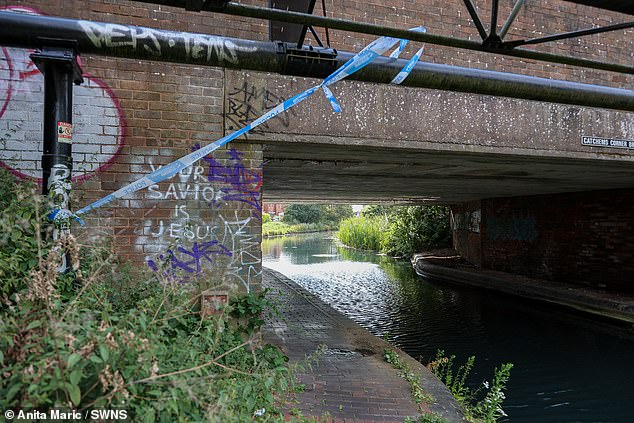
[283, 45, 338, 78]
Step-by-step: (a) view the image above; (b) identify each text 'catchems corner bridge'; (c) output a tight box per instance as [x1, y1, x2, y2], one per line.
[0, 0, 633, 294]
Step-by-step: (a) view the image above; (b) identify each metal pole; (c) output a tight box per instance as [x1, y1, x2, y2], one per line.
[499, 0, 525, 40]
[462, 0, 488, 41]
[1, 12, 634, 112]
[506, 21, 634, 47]
[490, 0, 499, 37]
[31, 46, 83, 273]
[128, 0, 634, 75]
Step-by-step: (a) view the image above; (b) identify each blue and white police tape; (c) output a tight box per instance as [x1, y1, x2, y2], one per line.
[73, 26, 426, 220]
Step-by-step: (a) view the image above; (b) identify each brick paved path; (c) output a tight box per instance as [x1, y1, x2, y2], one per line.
[262, 268, 465, 423]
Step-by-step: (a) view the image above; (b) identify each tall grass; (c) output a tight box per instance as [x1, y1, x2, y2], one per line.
[337, 216, 387, 251]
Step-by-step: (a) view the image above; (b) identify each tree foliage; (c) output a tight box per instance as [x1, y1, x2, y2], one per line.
[282, 204, 323, 224]
[381, 206, 452, 257]
[339, 205, 452, 257]
[282, 204, 353, 227]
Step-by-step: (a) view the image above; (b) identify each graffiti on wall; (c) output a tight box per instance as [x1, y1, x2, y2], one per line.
[0, 7, 261, 290]
[203, 147, 262, 215]
[147, 240, 232, 276]
[78, 20, 252, 65]
[226, 81, 297, 131]
[451, 209, 481, 233]
[0, 6, 126, 182]
[486, 215, 539, 242]
[219, 212, 261, 291]
[141, 147, 262, 290]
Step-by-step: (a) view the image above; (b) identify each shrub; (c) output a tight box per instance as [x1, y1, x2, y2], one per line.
[0, 169, 50, 299]
[338, 206, 451, 257]
[337, 215, 387, 251]
[282, 204, 323, 224]
[427, 350, 513, 423]
[0, 170, 301, 422]
[381, 206, 451, 257]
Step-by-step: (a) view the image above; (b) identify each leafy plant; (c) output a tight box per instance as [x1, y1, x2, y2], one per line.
[383, 348, 434, 405]
[0, 171, 306, 422]
[381, 206, 452, 257]
[229, 289, 275, 334]
[337, 205, 451, 258]
[427, 350, 513, 422]
[0, 168, 51, 300]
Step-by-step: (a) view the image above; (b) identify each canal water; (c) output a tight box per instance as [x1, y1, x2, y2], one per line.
[262, 233, 634, 422]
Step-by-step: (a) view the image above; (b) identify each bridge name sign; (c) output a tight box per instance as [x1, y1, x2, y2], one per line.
[582, 136, 634, 149]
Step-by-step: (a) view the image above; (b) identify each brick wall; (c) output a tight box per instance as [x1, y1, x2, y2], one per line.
[0, 1, 264, 292]
[450, 201, 482, 267]
[305, 0, 634, 88]
[478, 189, 634, 293]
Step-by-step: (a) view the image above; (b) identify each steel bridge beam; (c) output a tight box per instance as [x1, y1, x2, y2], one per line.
[1, 11, 634, 112]
[129, 0, 634, 75]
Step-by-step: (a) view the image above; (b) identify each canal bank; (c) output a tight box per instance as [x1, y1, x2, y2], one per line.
[262, 268, 466, 422]
[413, 251, 634, 326]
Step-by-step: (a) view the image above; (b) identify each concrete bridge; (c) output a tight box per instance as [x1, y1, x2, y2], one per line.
[1, 0, 633, 296]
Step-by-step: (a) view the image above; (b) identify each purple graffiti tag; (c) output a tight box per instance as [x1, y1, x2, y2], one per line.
[148, 240, 232, 277]
[192, 145, 262, 218]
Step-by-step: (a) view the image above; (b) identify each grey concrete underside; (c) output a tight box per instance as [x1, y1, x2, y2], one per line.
[226, 70, 634, 204]
[261, 141, 634, 203]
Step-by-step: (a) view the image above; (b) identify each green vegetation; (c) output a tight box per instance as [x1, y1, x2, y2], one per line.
[427, 351, 513, 423]
[384, 348, 434, 405]
[282, 204, 353, 227]
[0, 169, 308, 422]
[263, 203, 353, 237]
[384, 348, 448, 423]
[337, 215, 387, 251]
[337, 205, 452, 257]
[263, 222, 334, 237]
[0, 170, 49, 299]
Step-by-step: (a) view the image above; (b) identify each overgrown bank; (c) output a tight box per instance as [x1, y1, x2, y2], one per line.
[263, 204, 352, 237]
[0, 170, 304, 422]
[338, 205, 452, 257]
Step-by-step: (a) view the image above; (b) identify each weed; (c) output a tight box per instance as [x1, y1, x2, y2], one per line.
[427, 350, 513, 422]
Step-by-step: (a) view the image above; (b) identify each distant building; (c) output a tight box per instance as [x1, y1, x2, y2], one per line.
[263, 203, 287, 217]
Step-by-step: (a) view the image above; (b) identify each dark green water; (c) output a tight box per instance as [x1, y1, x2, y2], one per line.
[262, 233, 634, 422]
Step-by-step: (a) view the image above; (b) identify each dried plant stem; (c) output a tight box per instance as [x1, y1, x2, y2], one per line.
[131, 340, 252, 386]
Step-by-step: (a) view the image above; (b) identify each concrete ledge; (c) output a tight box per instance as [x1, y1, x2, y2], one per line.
[413, 253, 634, 326]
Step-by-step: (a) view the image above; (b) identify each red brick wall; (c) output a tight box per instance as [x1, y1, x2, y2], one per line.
[450, 201, 482, 267]
[480, 189, 634, 293]
[0, 1, 264, 291]
[305, 0, 634, 88]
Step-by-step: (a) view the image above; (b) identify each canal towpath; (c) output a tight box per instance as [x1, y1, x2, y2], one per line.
[262, 268, 465, 423]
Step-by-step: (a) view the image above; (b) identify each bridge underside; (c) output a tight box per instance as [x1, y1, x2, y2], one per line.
[262, 142, 634, 204]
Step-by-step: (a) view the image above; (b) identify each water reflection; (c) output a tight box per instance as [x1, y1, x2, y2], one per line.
[263, 233, 634, 422]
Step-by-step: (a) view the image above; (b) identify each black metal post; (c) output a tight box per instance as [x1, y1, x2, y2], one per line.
[31, 46, 83, 273]
[462, 0, 488, 41]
